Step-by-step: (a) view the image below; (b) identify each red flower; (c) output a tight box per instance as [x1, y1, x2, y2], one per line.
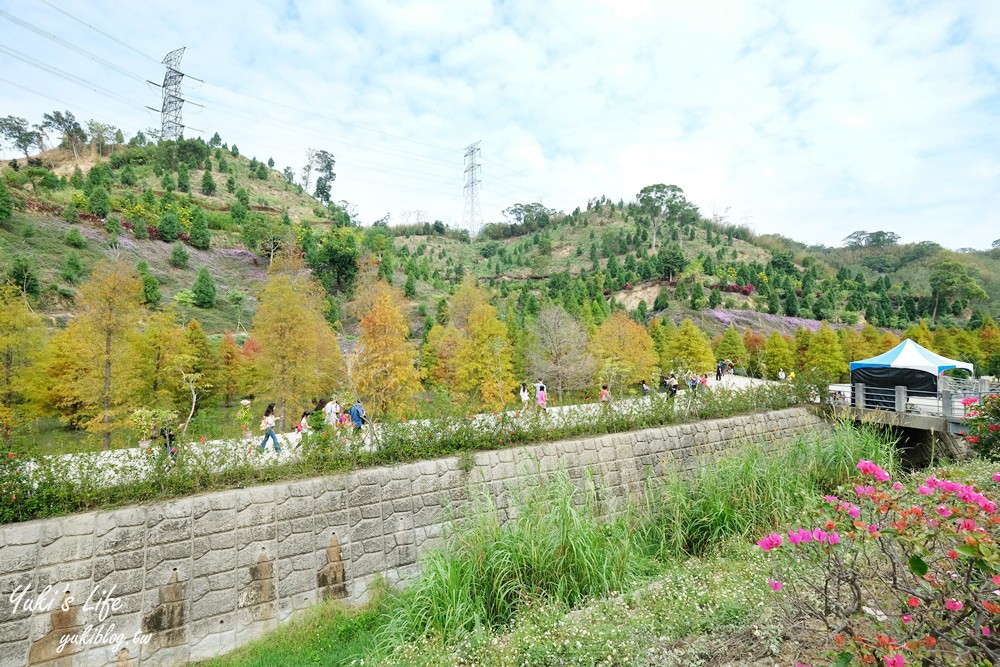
[947, 549, 959, 560]
[907, 597, 920, 607]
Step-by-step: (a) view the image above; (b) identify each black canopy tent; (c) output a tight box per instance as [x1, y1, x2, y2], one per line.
[849, 339, 974, 409]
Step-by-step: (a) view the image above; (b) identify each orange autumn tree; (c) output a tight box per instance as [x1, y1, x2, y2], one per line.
[592, 310, 659, 390]
[421, 323, 463, 388]
[349, 281, 421, 418]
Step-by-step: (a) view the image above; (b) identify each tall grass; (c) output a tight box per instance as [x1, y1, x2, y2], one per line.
[638, 420, 898, 558]
[378, 472, 647, 647]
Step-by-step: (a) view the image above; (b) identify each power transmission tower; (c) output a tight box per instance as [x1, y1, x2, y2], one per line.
[159, 47, 186, 140]
[463, 140, 483, 234]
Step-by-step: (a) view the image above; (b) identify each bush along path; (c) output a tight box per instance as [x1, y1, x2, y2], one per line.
[759, 457, 1000, 665]
[200, 422, 900, 667]
[1, 379, 802, 524]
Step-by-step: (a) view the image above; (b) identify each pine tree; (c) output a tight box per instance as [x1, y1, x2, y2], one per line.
[87, 187, 110, 217]
[169, 243, 189, 268]
[158, 212, 180, 242]
[762, 331, 794, 380]
[404, 273, 417, 298]
[250, 266, 343, 428]
[455, 303, 514, 408]
[708, 288, 722, 309]
[189, 208, 211, 250]
[60, 251, 83, 284]
[177, 164, 190, 193]
[200, 169, 217, 196]
[0, 179, 13, 225]
[192, 268, 216, 308]
[663, 318, 715, 374]
[690, 281, 706, 309]
[349, 282, 421, 417]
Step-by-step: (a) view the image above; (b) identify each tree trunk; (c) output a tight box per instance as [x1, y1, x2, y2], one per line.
[931, 294, 940, 324]
[103, 332, 112, 448]
[3, 346, 12, 446]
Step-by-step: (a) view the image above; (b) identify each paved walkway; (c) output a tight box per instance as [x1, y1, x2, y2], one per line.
[25, 374, 778, 488]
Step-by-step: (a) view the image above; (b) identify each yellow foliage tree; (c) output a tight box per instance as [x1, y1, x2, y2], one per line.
[455, 303, 514, 408]
[217, 332, 243, 407]
[0, 286, 45, 440]
[250, 271, 343, 429]
[422, 323, 464, 388]
[879, 330, 901, 353]
[662, 317, 715, 375]
[592, 310, 659, 387]
[40, 261, 144, 445]
[803, 322, 848, 382]
[761, 331, 795, 380]
[127, 308, 189, 411]
[449, 275, 490, 332]
[349, 282, 421, 418]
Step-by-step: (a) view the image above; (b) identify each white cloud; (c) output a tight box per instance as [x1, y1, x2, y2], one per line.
[1, 0, 998, 247]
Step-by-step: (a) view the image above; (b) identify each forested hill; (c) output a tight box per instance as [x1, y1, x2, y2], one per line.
[1, 121, 998, 348]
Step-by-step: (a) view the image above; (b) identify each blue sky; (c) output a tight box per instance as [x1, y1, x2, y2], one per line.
[2, 0, 999, 248]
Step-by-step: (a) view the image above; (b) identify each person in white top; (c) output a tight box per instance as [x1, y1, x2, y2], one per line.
[259, 402, 280, 453]
[519, 383, 530, 407]
[323, 398, 340, 426]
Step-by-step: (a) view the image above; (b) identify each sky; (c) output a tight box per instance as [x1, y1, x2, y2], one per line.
[2, 0, 999, 248]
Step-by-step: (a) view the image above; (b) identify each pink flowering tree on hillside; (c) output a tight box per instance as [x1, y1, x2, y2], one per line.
[759, 459, 1000, 666]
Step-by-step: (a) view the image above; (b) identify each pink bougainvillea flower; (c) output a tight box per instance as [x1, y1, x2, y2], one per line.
[959, 518, 977, 531]
[907, 597, 920, 607]
[961, 396, 979, 406]
[989, 424, 1000, 433]
[966, 435, 980, 444]
[992, 574, 1000, 586]
[788, 529, 803, 546]
[948, 549, 959, 560]
[918, 485, 933, 495]
[855, 485, 875, 496]
[945, 599, 964, 611]
[857, 459, 891, 481]
[768, 579, 783, 591]
[984, 626, 992, 636]
[901, 614, 912, 624]
[884, 653, 905, 667]
[757, 533, 782, 551]
[892, 482, 904, 491]
[824, 495, 839, 504]
[812, 528, 828, 543]
[827, 531, 841, 545]
[993, 473, 1000, 484]
[936, 505, 953, 518]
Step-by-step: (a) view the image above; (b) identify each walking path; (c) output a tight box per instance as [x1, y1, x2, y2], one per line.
[25, 374, 775, 488]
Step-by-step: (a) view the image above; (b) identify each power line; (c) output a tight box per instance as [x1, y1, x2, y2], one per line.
[0, 45, 151, 111]
[0, 76, 127, 125]
[0, 8, 149, 83]
[37, 0, 161, 64]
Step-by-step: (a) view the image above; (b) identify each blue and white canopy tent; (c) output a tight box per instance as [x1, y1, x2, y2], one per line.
[850, 339, 974, 407]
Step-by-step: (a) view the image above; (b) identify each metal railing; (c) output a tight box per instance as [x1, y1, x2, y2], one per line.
[850, 382, 994, 420]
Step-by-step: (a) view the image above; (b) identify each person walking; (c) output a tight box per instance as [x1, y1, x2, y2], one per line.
[641, 380, 651, 396]
[536, 384, 547, 411]
[259, 403, 280, 454]
[778, 368, 786, 381]
[323, 397, 340, 426]
[599, 384, 611, 407]
[349, 399, 367, 433]
[519, 382, 530, 408]
[715, 362, 723, 382]
[668, 374, 678, 397]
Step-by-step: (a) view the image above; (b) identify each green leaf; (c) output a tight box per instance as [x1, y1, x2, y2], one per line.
[908, 554, 929, 577]
[833, 652, 853, 667]
[955, 544, 979, 558]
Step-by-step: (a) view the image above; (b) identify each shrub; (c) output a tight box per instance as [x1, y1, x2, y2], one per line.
[141, 272, 160, 307]
[966, 393, 1000, 458]
[119, 165, 138, 186]
[64, 227, 86, 248]
[759, 458, 1000, 665]
[62, 203, 79, 224]
[200, 169, 216, 196]
[105, 214, 122, 240]
[169, 243, 189, 268]
[7, 254, 40, 298]
[60, 251, 83, 284]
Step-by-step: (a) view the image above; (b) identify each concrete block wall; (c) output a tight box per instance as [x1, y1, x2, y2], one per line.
[0, 407, 826, 666]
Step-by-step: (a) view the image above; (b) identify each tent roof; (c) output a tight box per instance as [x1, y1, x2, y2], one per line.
[849, 338, 975, 375]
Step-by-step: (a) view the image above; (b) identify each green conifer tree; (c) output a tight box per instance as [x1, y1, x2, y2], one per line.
[189, 208, 210, 250]
[192, 268, 216, 308]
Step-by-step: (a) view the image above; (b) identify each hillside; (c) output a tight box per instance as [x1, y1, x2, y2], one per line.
[2, 130, 999, 346]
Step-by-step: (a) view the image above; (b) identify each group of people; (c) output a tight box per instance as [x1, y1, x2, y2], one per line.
[519, 381, 548, 410]
[258, 397, 369, 453]
[715, 361, 736, 381]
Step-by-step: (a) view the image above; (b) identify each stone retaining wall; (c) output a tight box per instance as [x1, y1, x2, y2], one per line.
[0, 407, 827, 667]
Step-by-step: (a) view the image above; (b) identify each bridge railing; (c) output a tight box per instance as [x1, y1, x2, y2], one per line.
[851, 382, 994, 420]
